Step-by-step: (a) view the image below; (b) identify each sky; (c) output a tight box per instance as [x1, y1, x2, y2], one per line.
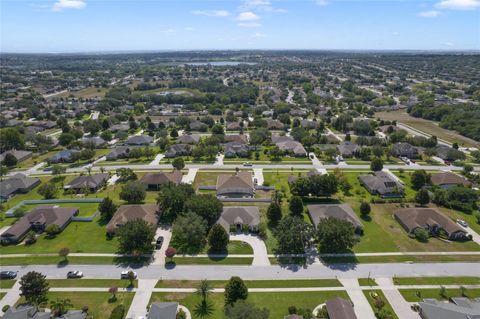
[1, 0, 479, 52]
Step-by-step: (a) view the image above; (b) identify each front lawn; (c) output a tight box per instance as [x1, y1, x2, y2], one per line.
[47, 279, 138, 288]
[399, 288, 480, 302]
[394, 276, 480, 286]
[363, 290, 399, 319]
[22, 202, 99, 217]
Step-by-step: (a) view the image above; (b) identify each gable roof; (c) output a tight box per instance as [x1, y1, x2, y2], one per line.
[177, 134, 200, 144]
[307, 204, 363, 230]
[337, 141, 361, 156]
[148, 302, 178, 319]
[0, 174, 40, 199]
[217, 206, 260, 231]
[126, 135, 153, 145]
[0, 150, 32, 162]
[216, 172, 254, 196]
[419, 298, 480, 319]
[394, 207, 465, 236]
[358, 171, 404, 196]
[106, 204, 159, 233]
[65, 173, 109, 189]
[139, 171, 183, 186]
[430, 172, 471, 187]
[224, 134, 248, 144]
[325, 297, 357, 319]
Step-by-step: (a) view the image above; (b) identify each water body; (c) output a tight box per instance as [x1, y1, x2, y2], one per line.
[184, 61, 257, 66]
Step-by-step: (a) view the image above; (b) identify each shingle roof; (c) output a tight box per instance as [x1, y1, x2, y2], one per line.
[430, 172, 471, 187]
[139, 171, 183, 186]
[126, 135, 153, 145]
[419, 298, 480, 319]
[325, 297, 357, 319]
[0, 173, 40, 198]
[106, 204, 159, 233]
[217, 206, 260, 232]
[358, 171, 403, 196]
[216, 172, 254, 197]
[65, 173, 109, 189]
[307, 204, 363, 230]
[148, 302, 178, 319]
[177, 134, 200, 144]
[0, 150, 32, 162]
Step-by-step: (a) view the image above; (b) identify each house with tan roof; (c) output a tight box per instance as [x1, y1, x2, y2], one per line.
[307, 204, 363, 234]
[217, 206, 260, 232]
[216, 172, 254, 198]
[272, 135, 307, 157]
[139, 171, 183, 190]
[106, 204, 159, 234]
[430, 171, 471, 189]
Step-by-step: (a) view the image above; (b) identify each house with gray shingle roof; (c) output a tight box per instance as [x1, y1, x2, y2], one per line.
[148, 302, 179, 319]
[419, 297, 480, 319]
[307, 204, 363, 234]
[126, 135, 153, 146]
[0, 173, 40, 202]
[358, 171, 404, 198]
[217, 206, 260, 232]
[0, 150, 32, 163]
[64, 173, 109, 193]
[216, 172, 254, 198]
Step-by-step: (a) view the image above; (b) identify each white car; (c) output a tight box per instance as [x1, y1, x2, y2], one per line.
[457, 219, 469, 227]
[67, 271, 83, 278]
[120, 270, 137, 279]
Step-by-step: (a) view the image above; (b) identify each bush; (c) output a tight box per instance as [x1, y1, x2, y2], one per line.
[374, 298, 385, 309]
[176, 309, 186, 319]
[414, 228, 429, 242]
[288, 306, 297, 314]
[2, 305, 10, 312]
[360, 202, 371, 216]
[108, 305, 125, 319]
[474, 211, 480, 224]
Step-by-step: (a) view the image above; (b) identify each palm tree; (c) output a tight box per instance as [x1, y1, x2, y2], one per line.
[196, 279, 212, 303]
[50, 298, 73, 316]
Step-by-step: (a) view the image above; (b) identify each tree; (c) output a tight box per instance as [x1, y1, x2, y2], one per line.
[289, 196, 304, 216]
[170, 128, 179, 138]
[119, 181, 146, 204]
[126, 271, 136, 287]
[463, 164, 474, 175]
[370, 158, 383, 171]
[316, 217, 356, 253]
[196, 279, 213, 303]
[99, 197, 117, 221]
[274, 216, 315, 254]
[59, 247, 70, 261]
[414, 228, 429, 242]
[165, 247, 176, 261]
[225, 276, 248, 306]
[211, 123, 224, 135]
[116, 219, 156, 255]
[172, 157, 185, 170]
[157, 184, 195, 221]
[266, 202, 282, 225]
[19, 271, 49, 306]
[224, 300, 269, 319]
[0, 128, 25, 152]
[45, 224, 61, 237]
[360, 202, 371, 217]
[415, 189, 430, 206]
[50, 298, 73, 317]
[411, 170, 429, 190]
[38, 183, 57, 199]
[58, 133, 76, 146]
[171, 212, 207, 253]
[2, 153, 17, 167]
[51, 164, 67, 178]
[208, 224, 229, 252]
[474, 211, 480, 224]
[185, 194, 223, 226]
[116, 168, 137, 183]
[109, 286, 118, 300]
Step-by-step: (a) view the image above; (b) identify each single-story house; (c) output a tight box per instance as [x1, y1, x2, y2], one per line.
[226, 122, 242, 131]
[109, 123, 130, 132]
[24, 126, 44, 135]
[378, 125, 399, 134]
[419, 297, 480, 319]
[3, 305, 87, 319]
[148, 302, 179, 319]
[126, 135, 153, 146]
[0, 150, 33, 163]
[106, 146, 131, 161]
[224, 142, 250, 158]
[81, 136, 106, 148]
[325, 297, 357, 319]
[139, 171, 183, 190]
[188, 121, 208, 132]
[430, 171, 471, 189]
[106, 204, 160, 234]
[336, 141, 360, 158]
[165, 144, 190, 158]
[300, 119, 318, 129]
[217, 206, 260, 232]
[435, 145, 464, 161]
[177, 134, 200, 144]
[48, 149, 80, 163]
[224, 134, 248, 144]
[64, 173, 109, 193]
[1, 206, 79, 244]
[0, 173, 40, 202]
[307, 204, 363, 234]
[272, 135, 307, 157]
[394, 207, 469, 241]
[392, 142, 420, 159]
[358, 171, 404, 198]
[216, 171, 254, 198]
[267, 119, 285, 130]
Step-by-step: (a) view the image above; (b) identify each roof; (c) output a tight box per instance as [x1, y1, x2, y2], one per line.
[106, 146, 131, 159]
[392, 142, 419, 156]
[419, 298, 480, 319]
[139, 171, 183, 186]
[217, 206, 260, 231]
[126, 135, 153, 145]
[106, 204, 159, 233]
[358, 171, 403, 196]
[148, 302, 178, 319]
[337, 141, 360, 156]
[2, 305, 51, 319]
[177, 134, 200, 144]
[272, 135, 307, 155]
[216, 172, 254, 196]
[307, 204, 363, 230]
[394, 207, 465, 236]
[430, 172, 471, 187]
[0, 150, 32, 162]
[0, 174, 40, 198]
[65, 173, 109, 189]
[81, 136, 106, 147]
[48, 149, 80, 162]
[325, 297, 357, 319]
[1, 206, 79, 240]
[224, 134, 248, 144]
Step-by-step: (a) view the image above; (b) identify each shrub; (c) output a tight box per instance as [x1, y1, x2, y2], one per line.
[2, 305, 10, 312]
[288, 306, 297, 314]
[176, 309, 186, 319]
[108, 305, 125, 319]
[374, 298, 385, 309]
[414, 228, 429, 242]
[474, 211, 480, 224]
[360, 202, 371, 216]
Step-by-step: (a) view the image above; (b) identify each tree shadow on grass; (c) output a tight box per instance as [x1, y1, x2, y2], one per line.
[113, 255, 152, 268]
[165, 261, 176, 269]
[57, 259, 69, 268]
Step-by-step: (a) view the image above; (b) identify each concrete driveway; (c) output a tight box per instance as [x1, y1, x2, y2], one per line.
[153, 226, 172, 265]
[375, 278, 421, 319]
[230, 233, 270, 266]
[253, 168, 264, 186]
[338, 278, 376, 319]
[181, 168, 198, 184]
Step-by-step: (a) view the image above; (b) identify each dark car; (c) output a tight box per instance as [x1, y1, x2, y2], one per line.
[0, 271, 17, 279]
[155, 236, 164, 250]
[67, 271, 84, 278]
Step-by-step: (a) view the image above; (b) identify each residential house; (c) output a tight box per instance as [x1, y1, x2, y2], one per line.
[435, 145, 463, 161]
[392, 142, 420, 159]
[216, 172, 254, 198]
[188, 121, 208, 132]
[394, 207, 469, 241]
[24, 126, 44, 135]
[81, 136, 106, 148]
[2, 305, 87, 319]
[139, 171, 183, 190]
[336, 141, 361, 158]
[300, 119, 318, 129]
[165, 144, 190, 158]
[177, 134, 200, 144]
[106, 146, 131, 161]
[272, 135, 307, 157]
[106, 204, 160, 234]
[126, 135, 153, 146]
[0, 173, 41, 202]
[224, 134, 248, 144]
[325, 297, 357, 319]
[0, 150, 32, 163]
[109, 123, 130, 132]
[64, 173, 109, 193]
[224, 142, 250, 158]
[266, 119, 285, 130]
[290, 109, 307, 117]
[307, 204, 363, 234]
[419, 297, 480, 319]
[148, 302, 179, 319]
[217, 206, 260, 232]
[47, 149, 80, 164]
[378, 125, 399, 134]
[358, 171, 404, 198]
[1, 206, 79, 244]
[226, 122, 242, 131]
[430, 171, 471, 189]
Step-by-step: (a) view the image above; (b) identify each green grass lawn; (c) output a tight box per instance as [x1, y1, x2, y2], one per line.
[399, 288, 480, 302]
[171, 257, 253, 265]
[0, 255, 150, 266]
[47, 279, 138, 288]
[363, 290, 399, 319]
[320, 254, 480, 264]
[394, 276, 480, 286]
[359, 278, 378, 286]
[21, 202, 99, 217]
[150, 291, 350, 319]
[0, 280, 16, 289]
[0, 293, 5, 301]
[197, 241, 254, 255]
[155, 279, 341, 289]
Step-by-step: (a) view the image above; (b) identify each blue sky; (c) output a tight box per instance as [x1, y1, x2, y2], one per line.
[1, 0, 479, 52]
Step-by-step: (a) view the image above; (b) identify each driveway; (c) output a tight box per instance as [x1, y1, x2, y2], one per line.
[460, 224, 480, 246]
[230, 234, 270, 266]
[149, 153, 165, 165]
[375, 278, 421, 319]
[181, 168, 198, 184]
[338, 278, 376, 319]
[214, 154, 224, 166]
[0, 281, 21, 315]
[153, 226, 172, 265]
[253, 168, 264, 186]
[126, 279, 157, 319]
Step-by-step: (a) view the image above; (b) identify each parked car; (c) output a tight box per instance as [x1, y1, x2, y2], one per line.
[457, 219, 469, 227]
[0, 271, 17, 279]
[243, 162, 252, 167]
[121, 270, 137, 279]
[67, 271, 84, 278]
[155, 236, 164, 250]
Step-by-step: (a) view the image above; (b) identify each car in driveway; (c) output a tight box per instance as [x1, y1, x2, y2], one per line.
[67, 271, 84, 278]
[155, 236, 164, 250]
[121, 270, 137, 279]
[457, 219, 469, 227]
[0, 271, 17, 279]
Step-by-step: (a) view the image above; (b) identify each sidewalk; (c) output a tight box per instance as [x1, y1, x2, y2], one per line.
[0, 281, 21, 315]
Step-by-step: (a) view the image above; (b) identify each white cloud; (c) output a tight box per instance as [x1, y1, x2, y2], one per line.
[238, 22, 262, 28]
[436, 0, 480, 10]
[184, 27, 196, 31]
[252, 32, 267, 38]
[418, 10, 441, 17]
[444, 41, 455, 46]
[240, 0, 286, 12]
[236, 11, 260, 21]
[192, 10, 231, 17]
[52, 0, 85, 11]
[316, 0, 329, 6]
